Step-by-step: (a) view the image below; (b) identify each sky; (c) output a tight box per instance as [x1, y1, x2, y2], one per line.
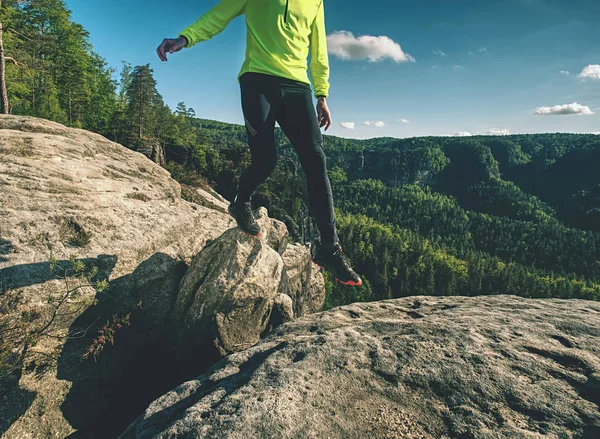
[64, 0, 600, 139]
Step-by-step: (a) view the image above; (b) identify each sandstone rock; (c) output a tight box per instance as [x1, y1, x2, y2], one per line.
[175, 215, 285, 358]
[279, 242, 325, 317]
[272, 293, 295, 324]
[180, 183, 229, 214]
[173, 205, 322, 358]
[0, 114, 230, 282]
[0, 115, 325, 438]
[0, 114, 234, 437]
[120, 295, 600, 439]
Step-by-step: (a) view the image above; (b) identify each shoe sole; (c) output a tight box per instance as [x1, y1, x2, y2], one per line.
[312, 259, 362, 286]
[241, 229, 262, 238]
[338, 278, 362, 286]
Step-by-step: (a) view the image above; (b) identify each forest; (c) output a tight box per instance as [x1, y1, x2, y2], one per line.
[2, 0, 600, 308]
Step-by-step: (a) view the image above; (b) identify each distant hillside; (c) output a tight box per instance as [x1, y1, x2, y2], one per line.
[174, 119, 600, 306]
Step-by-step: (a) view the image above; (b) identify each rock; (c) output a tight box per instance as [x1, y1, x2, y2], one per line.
[256, 207, 290, 255]
[280, 242, 325, 317]
[172, 206, 323, 370]
[0, 114, 229, 438]
[272, 293, 295, 324]
[0, 115, 228, 281]
[173, 204, 322, 358]
[174, 221, 285, 358]
[180, 183, 229, 213]
[0, 115, 325, 438]
[120, 295, 600, 439]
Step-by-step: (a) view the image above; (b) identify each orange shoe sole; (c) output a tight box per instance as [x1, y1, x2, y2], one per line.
[336, 278, 362, 286]
[240, 229, 262, 238]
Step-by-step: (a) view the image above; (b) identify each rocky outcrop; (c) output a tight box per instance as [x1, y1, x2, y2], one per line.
[173, 207, 324, 361]
[0, 115, 325, 438]
[121, 295, 600, 439]
[0, 115, 226, 281]
[279, 242, 325, 318]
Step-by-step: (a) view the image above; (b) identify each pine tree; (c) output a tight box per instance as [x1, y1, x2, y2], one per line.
[126, 63, 161, 140]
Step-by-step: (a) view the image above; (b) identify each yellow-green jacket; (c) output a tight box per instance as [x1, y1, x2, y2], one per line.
[178, 0, 330, 98]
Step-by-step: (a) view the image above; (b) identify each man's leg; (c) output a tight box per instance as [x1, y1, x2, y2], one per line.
[276, 81, 361, 285]
[275, 82, 339, 244]
[235, 73, 280, 204]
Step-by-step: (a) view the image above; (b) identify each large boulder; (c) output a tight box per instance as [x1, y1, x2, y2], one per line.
[0, 115, 325, 439]
[173, 206, 323, 361]
[120, 295, 600, 439]
[0, 115, 230, 287]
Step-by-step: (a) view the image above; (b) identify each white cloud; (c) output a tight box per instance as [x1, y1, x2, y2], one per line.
[442, 132, 473, 137]
[433, 49, 446, 57]
[534, 102, 594, 116]
[487, 128, 511, 135]
[340, 122, 355, 130]
[578, 64, 600, 81]
[469, 47, 488, 55]
[397, 118, 410, 124]
[327, 30, 415, 63]
[560, 70, 571, 76]
[452, 65, 464, 71]
[362, 120, 386, 127]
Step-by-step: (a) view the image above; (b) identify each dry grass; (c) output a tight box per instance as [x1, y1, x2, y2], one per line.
[126, 192, 151, 202]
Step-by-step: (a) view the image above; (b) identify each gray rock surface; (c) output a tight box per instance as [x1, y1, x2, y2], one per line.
[0, 115, 325, 438]
[173, 207, 323, 358]
[121, 295, 600, 439]
[1, 114, 232, 438]
[279, 242, 325, 317]
[0, 115, 229, 282]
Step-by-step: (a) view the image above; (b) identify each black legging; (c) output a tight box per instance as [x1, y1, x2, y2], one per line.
[235, 71, 339, 244]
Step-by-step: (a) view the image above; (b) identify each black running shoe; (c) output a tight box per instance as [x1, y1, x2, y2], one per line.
[228, 199, 262, 237]
[312, 242, 362, 286]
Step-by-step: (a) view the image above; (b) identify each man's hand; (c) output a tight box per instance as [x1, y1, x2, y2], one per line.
[157, 36, 188, 62]
[316, 97, 332, 131]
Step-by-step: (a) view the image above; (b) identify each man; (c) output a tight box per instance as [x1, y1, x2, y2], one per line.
[157, 0, 362, 286]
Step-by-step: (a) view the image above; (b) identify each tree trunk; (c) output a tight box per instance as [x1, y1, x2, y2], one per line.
[68, 83, 72, 125]
[0, 0, 9, 114]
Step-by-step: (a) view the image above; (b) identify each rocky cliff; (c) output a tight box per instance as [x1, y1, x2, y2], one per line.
[0, 115, 324, 438]
[3, 115, 600, 439]
[121, 295, 600, 439]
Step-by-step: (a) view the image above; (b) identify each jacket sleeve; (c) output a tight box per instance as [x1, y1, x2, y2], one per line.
[178, 0, 247, 48]
[309, 0, 330, 98]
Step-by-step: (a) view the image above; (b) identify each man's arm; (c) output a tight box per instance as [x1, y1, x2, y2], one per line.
[178, 0, 247, 48]
[309, 0, 330, 99]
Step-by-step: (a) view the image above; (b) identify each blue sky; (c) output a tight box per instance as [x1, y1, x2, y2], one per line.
[65, 0, 600, 139]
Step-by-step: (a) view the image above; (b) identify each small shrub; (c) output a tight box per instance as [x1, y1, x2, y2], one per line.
[165, 191, 176, 203]
[57, 217, 92, 247]
[0, 255, 109, 378]
[81, 313, 131, 362]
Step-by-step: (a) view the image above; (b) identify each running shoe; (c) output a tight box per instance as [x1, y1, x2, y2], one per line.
[312, 242, 362, 286]
[228, 198, 262, 237]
